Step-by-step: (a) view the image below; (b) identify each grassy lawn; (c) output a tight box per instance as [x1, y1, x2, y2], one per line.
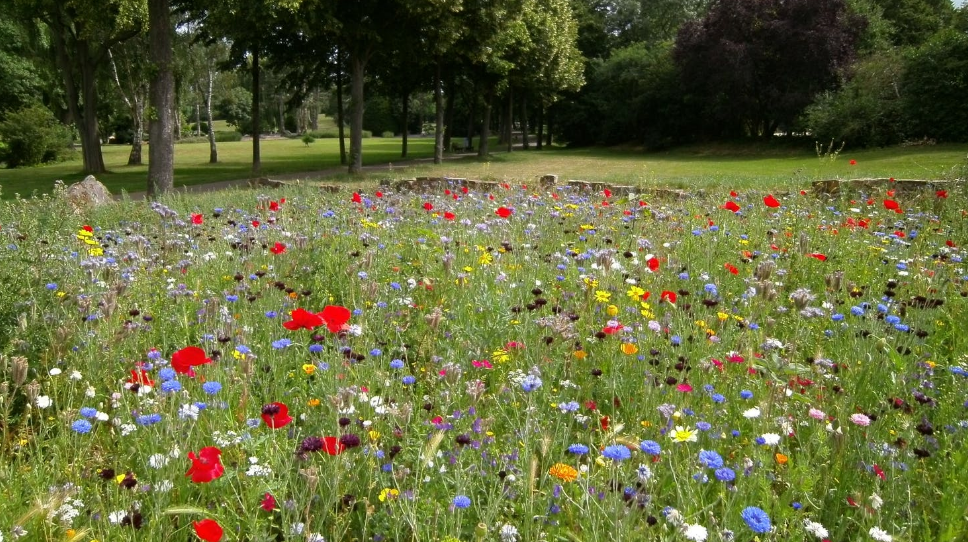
[1, 136, 964, 199]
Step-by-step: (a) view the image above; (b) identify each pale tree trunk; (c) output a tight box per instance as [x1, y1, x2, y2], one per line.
[433, 61, 443, 164]
[348, 51, 365, 174]
[536, 102, 543, 150]
[129, 101, 144, 165]
[277, 95, 285, 134]
[147, 0, 174, 197]
[252, 49, 261, 173]
[401, 90, 409, 158]
[506, 88, 513, 153]
[206, 65, 217, 163]
[195, 101, 201, 136]
[521, 93, 529, 150]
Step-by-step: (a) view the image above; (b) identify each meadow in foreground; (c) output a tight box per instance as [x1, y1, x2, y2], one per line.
[0, 178, 966, 542]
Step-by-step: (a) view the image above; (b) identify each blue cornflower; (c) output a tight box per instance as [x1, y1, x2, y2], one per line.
[791, 502, 802, 510]
[740, 390, 753, 399]
[147, 350, 162, 360]
[225, 294, 239, 302]
[402, 375, 416, 385]
[390, 359, 405, 370]
[567, 444, 590, 455]
[741, 507, 772, 533]
[390, 282, 401, 290]
[71, 420, 93, 434]
[79, 407, 98, 418]
[520, 374, 542, 392]
[370, 348, 383, 356]
[832, 313, 844, 321]
[754, 437, 766, 445]
[136, 414, 162, 426]
[850, 306, 864, 316]
[202, 381, 222, 395]
[46, 283, 58, 290]
[640, 440, 661, 455]
[309, 344, 324, 353]
[704, 283, 718, 295]
[712, 393, 726, 403]
[670, 335, 682, 346]
[157, 367, 176, 381]
[698, 450, 724, 469]
[602, 444, 631, 461]
[696, 421, 712, 432]
[265, 311, 278, 318]
[272, 338, 292, 349]
[678, 272, 689, 280]
[452, 495, 472, 509]
[559, 401, 580, 412]
[160, 380, 182, 393]
[885, 315, 901, 325]
[235, 345, 251, 354]
[714, 467, 735, 482]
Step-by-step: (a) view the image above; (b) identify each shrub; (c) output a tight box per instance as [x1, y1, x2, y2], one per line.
[901, 29, 968, 143]
[191, 122, 210, 135]
[380, 131, 395, 138]
[214, 131, 242, 142]
[0, 103, 73, 168]
[301, 134, 315, 146]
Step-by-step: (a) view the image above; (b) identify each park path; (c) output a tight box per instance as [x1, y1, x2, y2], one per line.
[115, 148, 500, 201]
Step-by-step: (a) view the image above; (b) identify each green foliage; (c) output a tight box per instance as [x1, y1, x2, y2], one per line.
[301, 134, 315, 146]
[0, 103, 72, 168]
[803, 52, 906, 147]
[872, 0, 955, 46]
[901, 29, 968, 142]
[0, 18, 45, 118]
[362, 95, 398, 136]
[213, 130, 242, 142]
[215, 86, 253, 131]
[191, 122, 210, 135]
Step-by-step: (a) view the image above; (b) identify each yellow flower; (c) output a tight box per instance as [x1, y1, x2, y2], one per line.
[378, 488, 400, 502]
[606, 304, 618, 316]
[302, 364, 316, 375]
[717, 312, 730, 322]
[307, 398, 321, 407]
[548, 462, 578, 482]
[492, 349, 510, 363]
[627, 286, 645, 300]
[369, 430, 381, 442]
[594, 290, 611, 303]
[669, 426, 698, 443]
[621, 343, 639, 356]
[478, 252, 493, 265]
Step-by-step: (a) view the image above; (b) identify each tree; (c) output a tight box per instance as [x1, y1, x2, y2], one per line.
[872, 0, 954, 46]
[8, 0, 145, 174]
[108, 35, 150, 165]
[901, 29, 968, 142]
[147, 0, 174, 196]
[675, 0, 864, 138]
[0, 18, 46, 119]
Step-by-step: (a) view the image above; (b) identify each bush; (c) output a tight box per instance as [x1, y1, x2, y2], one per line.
[176, 136, 208, 145]
[214, 131, 242, 142]
[305, 129, 371, 139]
[380, 131, 395, 138]
[301, 134, 315, 146]
[901, 29, 968, 143]
[362, 96, 398, 135]
[0, 103, 72, 168]
[803, 53, 906, 148]
[191, 122, 210, 135]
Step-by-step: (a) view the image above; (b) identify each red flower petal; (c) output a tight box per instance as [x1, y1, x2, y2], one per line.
[724, 263, 739, 275]
[352, 192, 362, 203]
[319, 305, 351, 333]
[322, 436, 346, 455]
[270, 242, 286, 254]
[763, 195, 781, 208]
[186, 446, 224, 483]
[191, 214, 204, 225]
[283, 308, 324, 331]
[660, 291, 677, 304]
[423, 202, 433, 211]
[808, 253, 827, 262]
[723, 201, 741, 213]
[261, 492, 277, 511]
[193, 519, 223, 542]
[647, 257, 659, 272]
[261, 402, 293, 429]
[171, 346, 212, 375]
[883, 199, 899, 210]
[495, 207, 512, 218]
[444, 212, 456, 221]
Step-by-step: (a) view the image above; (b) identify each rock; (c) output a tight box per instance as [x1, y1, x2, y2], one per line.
[64, 175, 112, 213]
[539, 174, 558, 189]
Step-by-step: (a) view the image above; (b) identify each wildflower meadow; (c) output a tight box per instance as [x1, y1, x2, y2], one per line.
[0, 178, 966, 542]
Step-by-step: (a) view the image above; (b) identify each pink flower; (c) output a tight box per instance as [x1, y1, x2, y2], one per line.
[850, 413, 871, 426]
[808, 408, 826, 420]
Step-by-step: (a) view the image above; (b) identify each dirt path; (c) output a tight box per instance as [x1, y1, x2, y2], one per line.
[116, 150, 484, 201]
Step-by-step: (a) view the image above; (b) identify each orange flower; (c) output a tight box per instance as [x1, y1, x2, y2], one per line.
[775, 453, 789, 465]
[573, 350, 587, 360]
[549, 463, 578, 482]
[621, 343, 639, 355]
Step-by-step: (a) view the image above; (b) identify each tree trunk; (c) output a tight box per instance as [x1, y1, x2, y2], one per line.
[506, 88, 513, 153]
[128, 102, 143, 166]
[401, 90, 409, 158]
[348, 50, 365, 174]
[466, 97, 476, 152]
[206, 65, 218, 163]
[433, 61, 443, 165]
[195, 102, 201, 136]
[521, 93, 529, 150]
[497, 101, 505, 145]
[147, 0, 174, 198]
[443, 77, 455, 152]
[278, 95, 285, 134]
[336, 52, 346, 165]
[252, 49, 261, 173]
[311, 88, 320, 131]
[478, 89, 493, 158]
[536, 102, 543, 151]
[545, 107, 552, 147]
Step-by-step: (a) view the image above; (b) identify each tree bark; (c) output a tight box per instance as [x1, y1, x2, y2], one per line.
[466, 97, 476, 152]
[443, 76, 455, 152]
[536, 102, 543, 150]
[545, 107, 552, 147]
[252, 49, 261, 173]
[521, 93, 529, 150]
[311, 88, 320, 131]
[478, 89, 493, 158]
[348, 50, 365, 174]
[129, 103, 144, 165]
[401, 90, 409, 158]
[433, 60, 443, 164]
[206, 65, 218, 163]
[147, 0, 174, 198]
[278, 95, 285, 134]
[195, 102, 201, 136]
[336, 49, 346, 165]
[506, 88, 513, 153]
[79, 48, 107, 174]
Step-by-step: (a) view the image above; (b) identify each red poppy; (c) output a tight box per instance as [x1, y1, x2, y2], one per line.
[729, 190, 738, 197]
[602, 323, 623, 335]
[807, 253, 827, 262]
[600, 415, 610, 431]
[763, 195, 781, 208]
[171, 346, 212, 376]
[261, 402, 294, 429]
[82, 225, 94, 232]
[724, 263, 739, 275]
[461, 186, 469, 194]
[283, 308, 324, 330]
[883, 199, 901, 212]
[443, 211, 456, 221]
[193, 519, 223, 542]
[640, 291, 651, 302]
[495, 207, 512, 218]
[723, 201, 741, 213]
[191, 214, 204, 225]
[937, 190, 948, 199]
[849, 159, 857, 165]
[252, 220, 260, 228]
[800, 190, 807, 195]
[269, 201, 280, 212]
[186, 446, 224, 483]
[647, 256, 660, 272]
[128, 368, 155, 387]
[423, 202, 434, 211]
[322, 435, 346, 455]
[887, 189, 895, 197]
[603, 188, 612, 198]
[375, 191, 384, 198]
[638, 200, 648, 207]
[270, 242, 286, 254]
[352, 192, 362, 203]
[872, 464, 886, 480]
[660, 290, 677, 304]
[319, 305, 351, 333]
[261, 492, 277, 511]
[946, 240, 956, 247]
